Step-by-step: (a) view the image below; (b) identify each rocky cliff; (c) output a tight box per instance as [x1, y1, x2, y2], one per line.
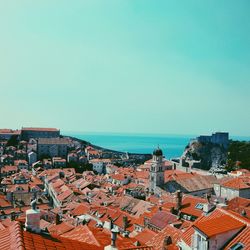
[181, 140, 227, 170]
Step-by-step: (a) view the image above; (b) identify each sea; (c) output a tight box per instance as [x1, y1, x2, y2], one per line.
[63, 132, 250, 159]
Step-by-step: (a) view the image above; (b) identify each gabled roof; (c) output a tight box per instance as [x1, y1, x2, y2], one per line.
[148, 210, 178, 230]
[0, 221, 23, 250]
[60, 225, 100, 246]
[146, 225, 181, 250]
[180, 195, 207, 218]
[48, 221, 74, 236]
[194, 214, 244, 238]
[134, 228, 157, 245]
[167, 175, 217, 192]
[225, 226, 250, 249]
[180, 208, 248, 247]
[222, 177, 250, 190]
[226, 197, 250, 219]
[71, 203, 90, 216]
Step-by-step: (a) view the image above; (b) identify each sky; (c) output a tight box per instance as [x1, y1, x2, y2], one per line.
[0, 0, 250, 136]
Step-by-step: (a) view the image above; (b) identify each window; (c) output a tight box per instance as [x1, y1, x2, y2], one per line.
[195, 203, 204, 210]
[230, 243, 244, 250]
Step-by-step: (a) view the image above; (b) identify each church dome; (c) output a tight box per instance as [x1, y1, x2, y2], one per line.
[153, 147, 163, 156]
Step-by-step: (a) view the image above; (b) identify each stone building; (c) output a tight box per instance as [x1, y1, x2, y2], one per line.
[197, 132, 229, 148]
[21, 127, 60, 141]
[149, 147, 165, 193]
[37, 138, 69, 159]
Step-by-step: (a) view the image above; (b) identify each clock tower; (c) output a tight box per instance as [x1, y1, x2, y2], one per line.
[149, 147, 164, 193]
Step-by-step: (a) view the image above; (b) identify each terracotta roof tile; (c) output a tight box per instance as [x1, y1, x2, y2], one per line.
[194, 214, 244, 237]
[135, 229, 157, 245]
[147, 225, 181, 250]
[222, 176, 250, 190]
[0, 221, 24, 250]
[60, 225, 100, 246]
[180, 195, 207, 218]
[149, 211, 178, 230]
[225, 226, 250, 249]
[48, 222, 74, 236]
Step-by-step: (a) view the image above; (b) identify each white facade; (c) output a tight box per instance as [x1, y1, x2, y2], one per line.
[214, 183, 250, 200]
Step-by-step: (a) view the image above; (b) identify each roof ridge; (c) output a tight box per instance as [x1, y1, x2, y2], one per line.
[6, 221, 24, 250]
[218, 208, 250, 226]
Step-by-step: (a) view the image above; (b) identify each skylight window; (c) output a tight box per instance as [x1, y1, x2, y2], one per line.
[230, 242, 244, 250]
[195, 203, 204, 210]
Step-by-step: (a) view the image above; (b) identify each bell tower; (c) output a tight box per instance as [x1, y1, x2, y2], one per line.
[149, 147, 164, 193]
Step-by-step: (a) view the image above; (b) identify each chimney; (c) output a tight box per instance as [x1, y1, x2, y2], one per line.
[10, 211, 16, 221]
[205, 193, 211, 203]
[25, 198, 41, 233]
[104, 228, 119, 250]
[123, 215, 128, 231]
[175, 190, 182, 212]
[203, 203, 215, 214]
[55, 213, 61, 225]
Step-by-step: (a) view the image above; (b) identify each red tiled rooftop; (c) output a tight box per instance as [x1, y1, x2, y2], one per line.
[225, 226, 250, 249]
[149, 210, 178, 230]
[135, 229, 157, 245]
[48, 222, 74, 236]
[181, 208, 249, 247]
[23, 228, 103, 250]
[0, 221, 24, 250]
[60, 225, 100, 246]
[22, 127, 59, 131]
[0, 195, 12, 208]
[180, 195, 207, 218]
[222, 177, 250, 190]
[146, 224, 181, 250]
[0, 212, 148, 250]
[194, 214, 245, 237]
[71, 203, 90, 216]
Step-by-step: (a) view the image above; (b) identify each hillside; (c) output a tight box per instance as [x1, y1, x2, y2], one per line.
[182, 141, 227, 170]
[227, 140, 250, 170]
[182, 139, 250, 171]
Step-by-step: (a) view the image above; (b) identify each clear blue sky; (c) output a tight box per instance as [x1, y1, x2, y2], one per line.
[1, 1, 250, 136]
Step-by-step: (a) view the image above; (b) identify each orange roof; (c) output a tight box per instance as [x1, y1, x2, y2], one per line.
[60, 225, 100, 246]
[226, 197, 250, 219]
[110, 173, 127, 181]
[135, 171, 149, 179]
[0, 222, 5, 230]
[48, 222, 74, 236]
[222, 177, 250, 190]
[0, 195, 12, 208]
[146, 225, 181, 250]
[225, 226, 250, 249]
[135, 229, 157, 245]
[122, 247, 154, 250]
[181, 208, 249, 247]
[71, 203, 90, 216]
[22, 127, 59, 131]
[0, 165, 18, 173]
[181, 225, 195, 247]
[194, 214, 245, 237]
[193, 209, 246, 237]
[0, 221, 24, 250]
[148, 210, 178, 230]
[0, 221, 103, 250]
[0, 129, 14, 133]
[180, 195, 207, 218]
